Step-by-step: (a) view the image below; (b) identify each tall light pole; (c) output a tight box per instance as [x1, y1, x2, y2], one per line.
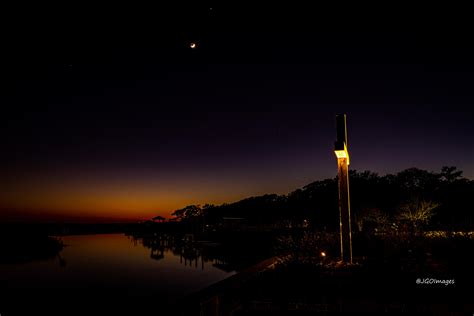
[334, 114, 352, 263]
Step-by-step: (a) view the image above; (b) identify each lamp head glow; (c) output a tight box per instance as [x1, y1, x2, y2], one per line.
[334, 142, 350, 164]
[334, 149, 347, 159]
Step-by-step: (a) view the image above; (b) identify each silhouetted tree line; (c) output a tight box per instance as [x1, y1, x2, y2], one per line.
[169, 167, 473, 231]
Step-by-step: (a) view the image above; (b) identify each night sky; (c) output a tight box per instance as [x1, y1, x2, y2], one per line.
[1, 5, 473, 222]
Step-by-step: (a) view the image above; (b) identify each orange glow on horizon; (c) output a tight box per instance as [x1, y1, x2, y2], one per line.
[0, 177, 256, 222]
[0, 167, 298, 223]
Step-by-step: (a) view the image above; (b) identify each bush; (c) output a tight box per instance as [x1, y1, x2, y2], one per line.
[275, 231, 338, 266]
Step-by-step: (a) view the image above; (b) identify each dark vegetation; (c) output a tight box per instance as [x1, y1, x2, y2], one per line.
[139, 166, 474, 274]
[156, 166, 472, 233]
[163, 166, 473, 315]
[0, 230, 63, 264]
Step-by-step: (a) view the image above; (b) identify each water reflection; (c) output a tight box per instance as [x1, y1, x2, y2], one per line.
[0, 235, 63, 265]
[0, 233, 236, 307]
[57, 253, 67, 267]
[128, 233, 235, 272]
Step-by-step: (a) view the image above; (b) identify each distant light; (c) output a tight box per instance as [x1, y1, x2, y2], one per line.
[321, 252, 326, 257]
[189, 42, 197, 49]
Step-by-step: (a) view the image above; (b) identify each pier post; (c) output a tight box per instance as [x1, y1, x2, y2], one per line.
[334, 114, 353, 263]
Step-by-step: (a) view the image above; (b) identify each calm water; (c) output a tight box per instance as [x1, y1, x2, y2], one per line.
[0, 233, 236, 313]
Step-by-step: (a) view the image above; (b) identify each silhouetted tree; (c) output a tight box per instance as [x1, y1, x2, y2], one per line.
[172, 205, 202, 221]
[152, 216, 166, 222]
[440, 166, 463, 183]
[170, 167, 473, 232]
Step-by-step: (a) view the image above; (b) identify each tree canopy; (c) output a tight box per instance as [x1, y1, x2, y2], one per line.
[163, 167, 473, 230]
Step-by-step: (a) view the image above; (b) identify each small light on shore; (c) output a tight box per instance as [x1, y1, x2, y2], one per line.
[321, 252, 326, 257]
[189, 42, 197, 49]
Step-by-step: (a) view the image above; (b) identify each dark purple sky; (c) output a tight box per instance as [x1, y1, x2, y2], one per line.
[1, 5, 473, 221]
